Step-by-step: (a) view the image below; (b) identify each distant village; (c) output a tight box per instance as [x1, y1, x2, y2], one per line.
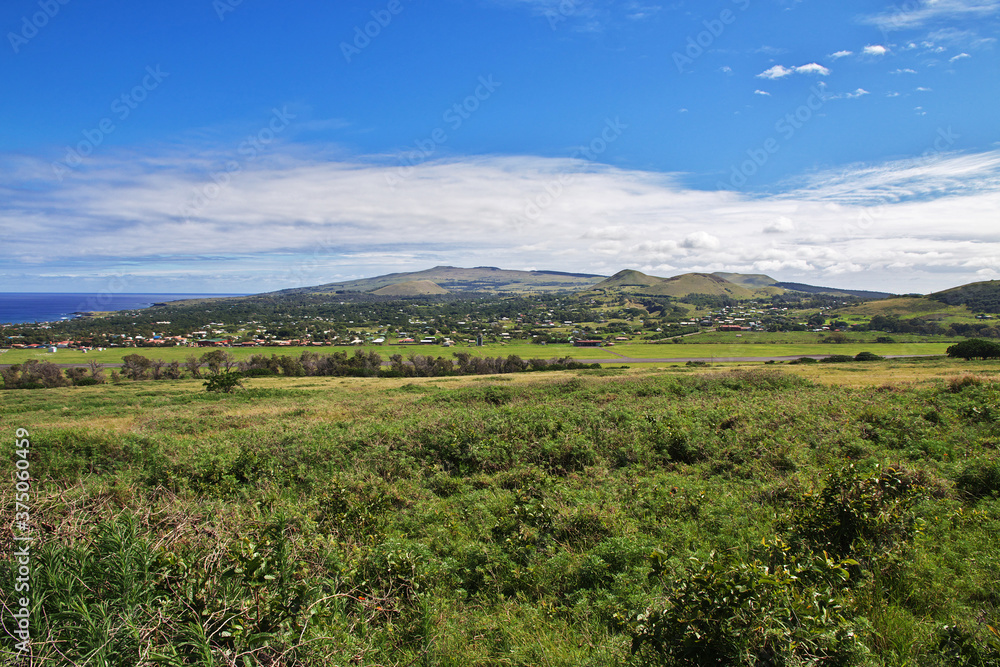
[4, 301, 846, 353]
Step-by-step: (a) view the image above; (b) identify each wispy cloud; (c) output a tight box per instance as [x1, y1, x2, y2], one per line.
[754, 89, 771, 96]
[757, 63, 830, 79]
[863, 44, 888, 56]
[829, 50, 853, 59]
[950, 52, 972, 61]
[862, 0, 1000, 31]
[3, 147, 999, 292]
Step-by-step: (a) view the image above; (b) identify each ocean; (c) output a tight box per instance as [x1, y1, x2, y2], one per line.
[0, 293, 247, 325]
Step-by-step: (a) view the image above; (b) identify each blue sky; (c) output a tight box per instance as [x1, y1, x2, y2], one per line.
[1, 0, 998, 294]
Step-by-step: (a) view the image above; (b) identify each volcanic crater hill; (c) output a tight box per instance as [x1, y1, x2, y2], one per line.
[370, 280, 449, 296]
[270, 266, 607, 296]
[589, 270, 770, 299]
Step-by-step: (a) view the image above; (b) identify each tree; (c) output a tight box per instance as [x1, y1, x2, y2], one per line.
[184, 354, 203, 378]
[121, 354, 152, 381]
[947, 338, 1000, 360]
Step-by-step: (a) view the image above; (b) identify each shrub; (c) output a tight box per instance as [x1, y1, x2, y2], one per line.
[948, 374, 986, 393]
[821, 355, 855, 363]
[785, 464, 925, 563]
[955, 459, 1000, 501]
[855, 351, 885, 361]
[628, 549, 865, 666]
[203, 371, 245, 393]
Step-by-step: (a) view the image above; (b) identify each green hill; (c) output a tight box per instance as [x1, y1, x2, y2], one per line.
[712, 272, 778, 287]
[370, 280, 449, 296]
[930, 280, 1000, 314]
[834, 296, 971, 319]
[272, 266, 606, 296]
[591, 270, 763, 299]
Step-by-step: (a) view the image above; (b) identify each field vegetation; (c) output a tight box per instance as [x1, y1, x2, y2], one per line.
[2, 359, 999, 665]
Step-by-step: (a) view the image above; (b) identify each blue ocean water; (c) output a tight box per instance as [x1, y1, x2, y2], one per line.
[0, 293, 247, 324]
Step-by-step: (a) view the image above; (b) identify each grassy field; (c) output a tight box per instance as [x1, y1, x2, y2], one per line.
[0, 343, 610, 365]
[678, 331, 962, 345]
[609, 342, 952, 359]
[0, 338, 955, 366]
[1, 360, 999, 665]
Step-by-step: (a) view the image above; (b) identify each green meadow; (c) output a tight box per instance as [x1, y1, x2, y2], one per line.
[0, 339, 954, 367]
[2, 360, 999, 665]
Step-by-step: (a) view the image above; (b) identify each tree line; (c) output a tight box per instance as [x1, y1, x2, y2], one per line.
[0, 349, 600, 389]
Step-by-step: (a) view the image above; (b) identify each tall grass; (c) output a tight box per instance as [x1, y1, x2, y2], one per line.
[2, 367, 999, 665]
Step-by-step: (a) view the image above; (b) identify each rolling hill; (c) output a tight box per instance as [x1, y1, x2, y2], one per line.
[239, 265, 901, 303]
[930, 280, 1000, 313]
[832, 296, 972, 319]
[590, 270, 762, 299]
[370, 280, 449, 296]
[271, 266, 606, 296]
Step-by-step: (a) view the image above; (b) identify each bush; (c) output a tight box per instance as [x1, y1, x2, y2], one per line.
[628, 549, 865, 666]
[955, 460, 1000, 501]
[785, 464, 925, 562]
[203, 371, 245, 393]
[855, 351, 885, 361]
[948, 374, 985, 393]
[821, 355, 855, 363]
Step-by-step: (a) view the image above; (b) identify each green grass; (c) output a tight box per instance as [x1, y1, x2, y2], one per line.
[2, 363, 999, 664]
[0, 337, 955, 367]
[0, 342, 611, 365]
[611, 342, 952, 358]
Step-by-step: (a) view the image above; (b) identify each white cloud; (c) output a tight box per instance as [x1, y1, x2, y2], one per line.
[863, 44, 888, 56]
[681, 232, 721, 250]
[862, 0, 1000, 31]
[950, 52, 972, 61]
[720, 65, 733, 74]
[3, 148, 1000, 293]
[763, 217, 795, 233]
[891, 68, 918, 74]
[756, 63, 830, 79]
[916, 86, 933, 91]
[829, 50, 853, 59]
[757, 65, 793, 79]
[753, 89, 771, 96]
[795, 63, 832, 76]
